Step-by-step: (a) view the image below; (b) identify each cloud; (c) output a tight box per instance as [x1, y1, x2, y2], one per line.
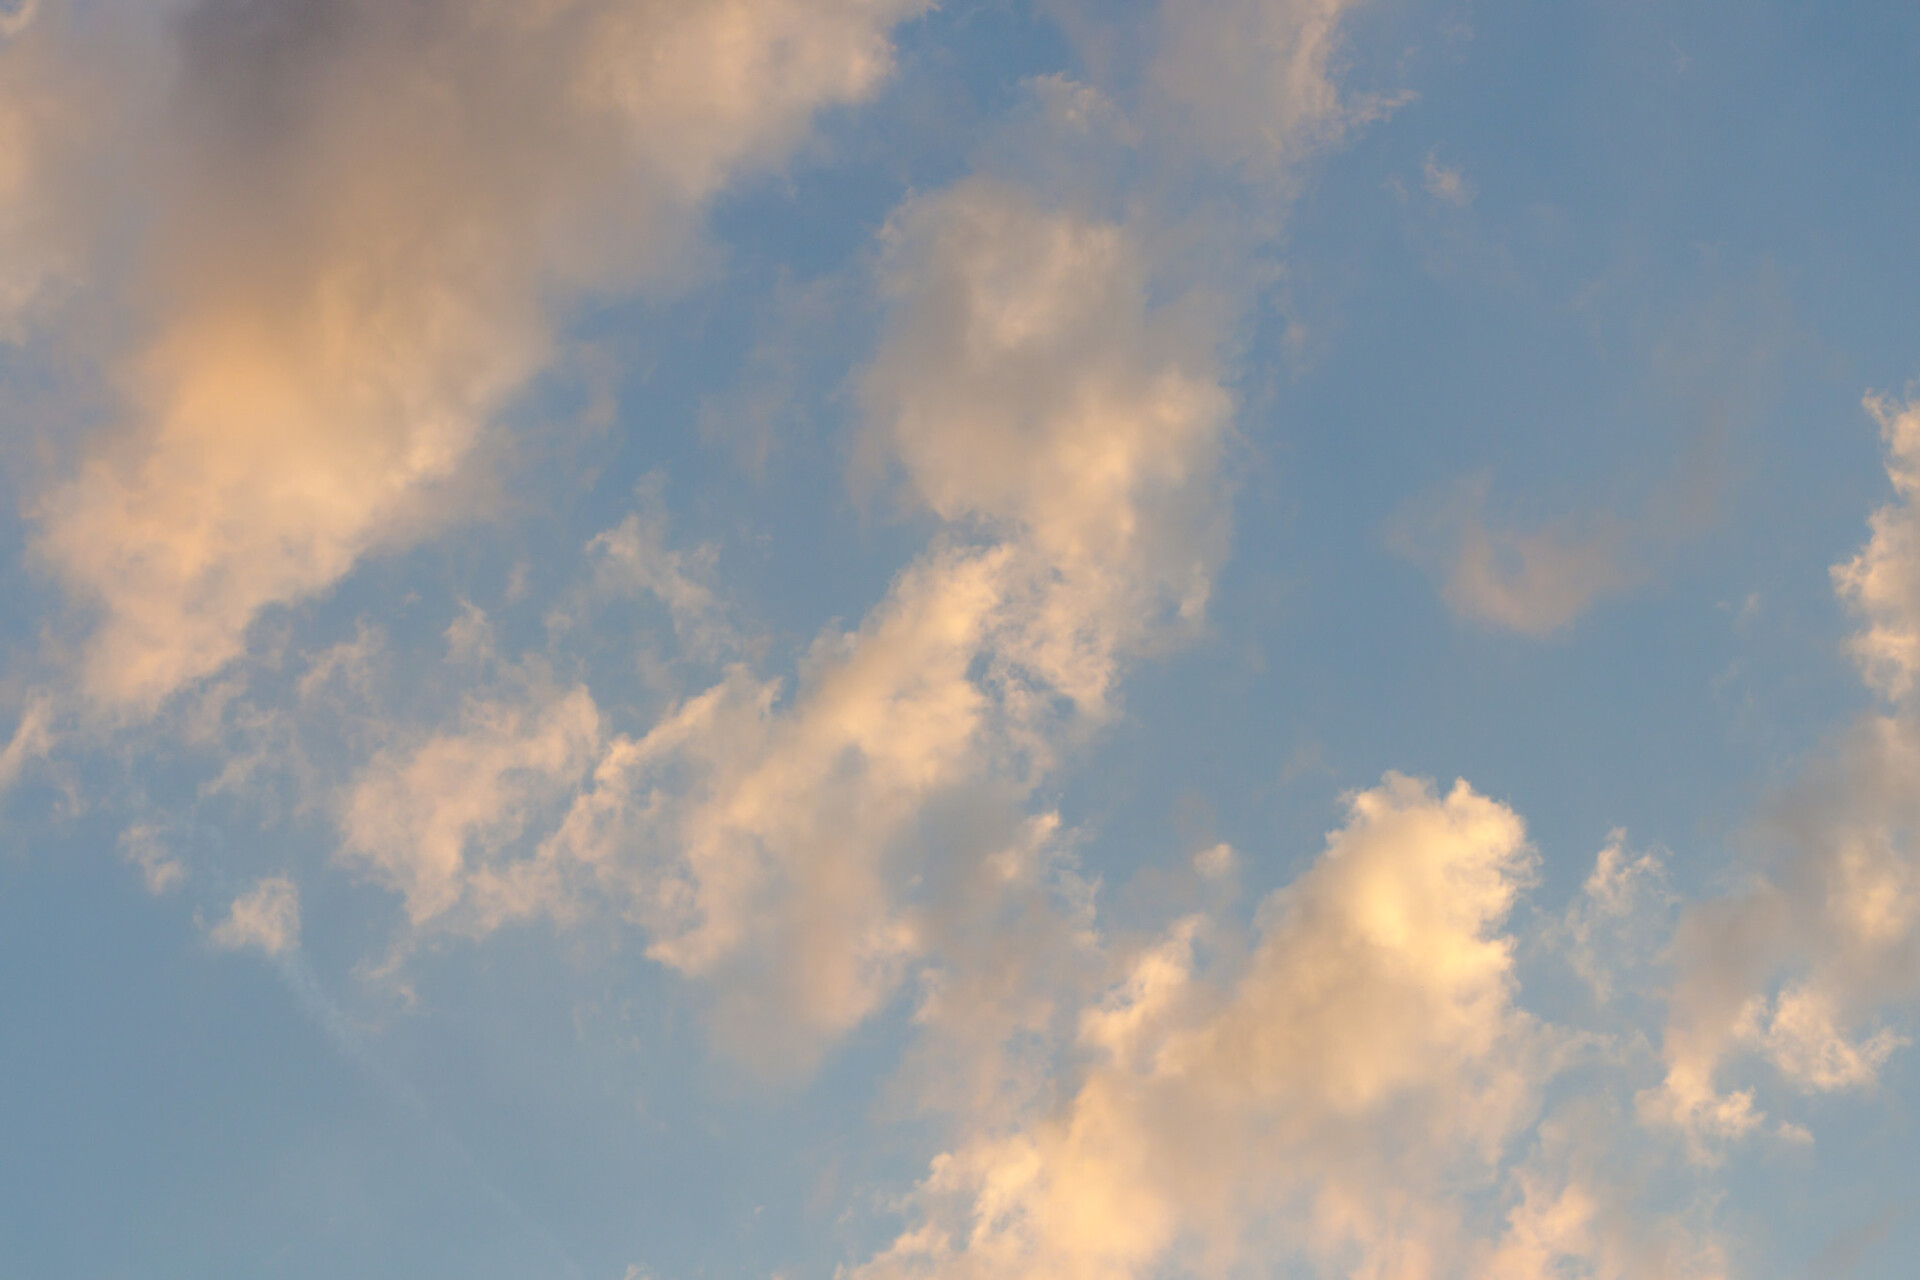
[9, 0, 1390, 1077]
[0, 690, 50, 789]
[119, 821, 184, 894]
[1834, 393, 1920, 700]
[1423, 150, 1474, 206]
[208, 874, 300, 955]
[180, 0, 1410, 1091]
[1482, 1102, 1728, 1280]
[571, 170, 1254, 1063]
[1647, 709, 1920, 1148]
[850, 775, 1599, 1280]
[1801, 1199, 1911, 1279]
[11, 0, 925, 709]
[1649, 393, 1920, 1150]
[1393, 280, 1773, 638]
[1392, 475, 1635, 637]
[310, 173, 1242, 1067]
[1740, 981, 1908, 1093]
[581, 484, 735, 662]
[0, 2, 36, 41]
[0, 6, 1768, 1269]
[0, 3, 84, 335]
[1149, 0, 1372, 175]
[861, 176, 1235, 703]
[339, 665, 601, 931]
[1550, 830, 1676, 1006]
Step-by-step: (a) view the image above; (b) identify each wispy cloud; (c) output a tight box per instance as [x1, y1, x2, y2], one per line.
[207, 874, 300, 955]
[1391, 474, 1635, 636]
[1424, 149, 1474, 206]
[1649, 393, 1920, 1153]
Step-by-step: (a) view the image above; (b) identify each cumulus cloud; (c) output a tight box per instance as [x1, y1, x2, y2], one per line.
[1648, 710, 1920, 1147]
[850, 775, 1603, 1280]
[1481, 1102, 1728, 1280]
[10, 0, 925, 709]
[208, 874, 300, 954]
[10, 0, 1385, 1076]
[862, 177, 1234, 705]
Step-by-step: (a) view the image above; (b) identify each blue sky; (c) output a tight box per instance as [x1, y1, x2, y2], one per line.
[4, 1, 1920, 1277]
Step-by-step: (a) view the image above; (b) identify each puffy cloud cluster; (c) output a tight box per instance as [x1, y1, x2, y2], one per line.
[5, 0, 924, 709]
[7, 0, 1775, 1269]
[317, 0, 1384, 1062]
[853, 777, 1717, 1280]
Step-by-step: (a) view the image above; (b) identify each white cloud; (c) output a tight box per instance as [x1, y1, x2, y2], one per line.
[208, 875, 300, 955]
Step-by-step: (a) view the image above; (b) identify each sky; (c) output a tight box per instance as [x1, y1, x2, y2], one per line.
[2, 1, 1920, 1277]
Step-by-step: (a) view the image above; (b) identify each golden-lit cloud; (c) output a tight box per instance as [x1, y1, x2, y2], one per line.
[852, 776, 1632, 1280]
[333, 182, 1239, 1063]
[340, 671, 601, 931]
[9, 0, 924, 709]
[0, 3, 1814, 1270]
[289, 0, 1402, 1080]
